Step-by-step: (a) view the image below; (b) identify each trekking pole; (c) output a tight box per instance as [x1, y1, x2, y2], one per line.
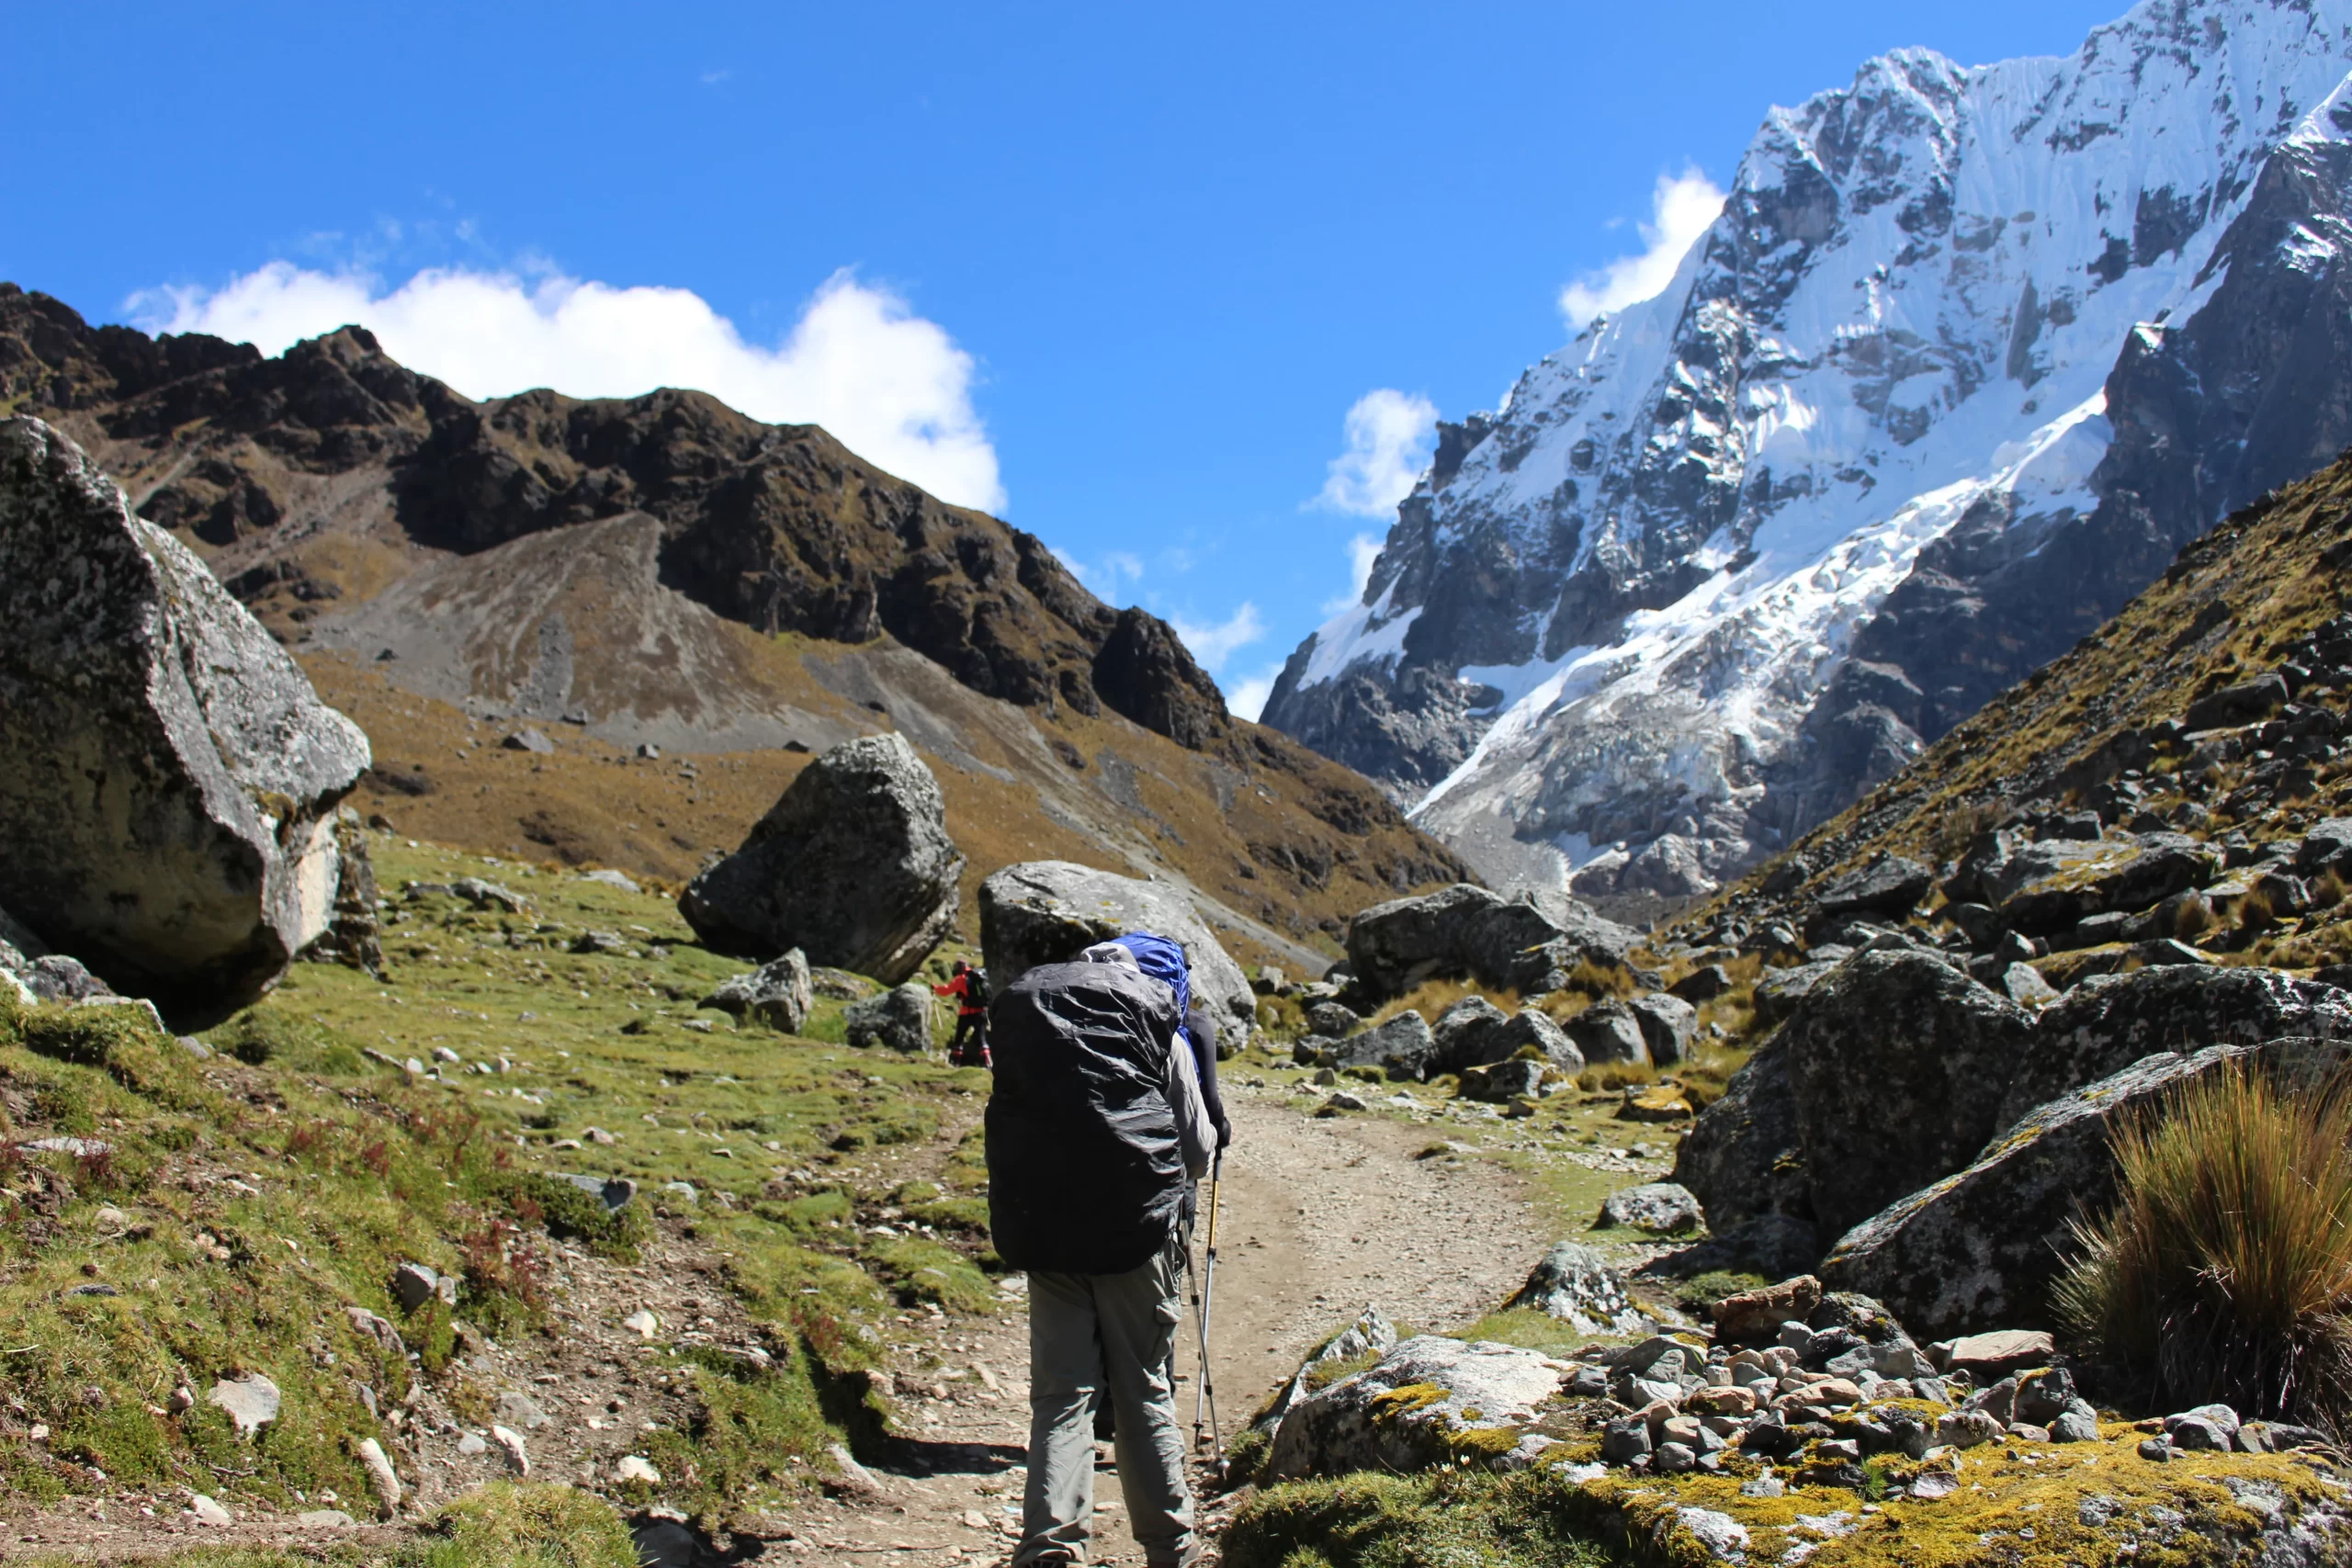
[1192, 1150, 1227, 1479]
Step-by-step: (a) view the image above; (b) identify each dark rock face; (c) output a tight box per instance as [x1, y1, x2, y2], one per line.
[1343, 883, 1634, 1000]
[1812, 855, 1933, 920]
[1672, 1041, 1812, 1242]
[1996, 964, 2352, 1134]
[975, 859, 1254, 1029]
[680, 734, 963, 985]
[1091, 608, 1230, 752]
[0, 418, 370, 1026]
[1430, 997, 1581, 1074]
[1777, 952, 2035, 1240]
[1821, 1039, 2352, 1337]
[1329, 1010, 1437, 1078]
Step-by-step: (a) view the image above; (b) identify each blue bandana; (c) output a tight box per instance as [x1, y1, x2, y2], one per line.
[1112, 931, 1190, 1018]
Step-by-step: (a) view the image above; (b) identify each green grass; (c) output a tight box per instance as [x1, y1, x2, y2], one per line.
[0, 833, 1001, 1525]
[1222, 1469, 1616, 1568]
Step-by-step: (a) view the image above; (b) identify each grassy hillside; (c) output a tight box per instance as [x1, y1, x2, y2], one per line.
[0, 831, 1002, 1543]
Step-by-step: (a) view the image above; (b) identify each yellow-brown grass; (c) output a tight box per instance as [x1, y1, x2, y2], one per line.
[2056, 1064, 2352, 1428]
[1368, 978, 1520, 1029]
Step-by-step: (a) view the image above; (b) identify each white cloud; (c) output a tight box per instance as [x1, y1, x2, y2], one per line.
[128, 262, 1004, 513]
[1558, 166, 1726, 329]
[1226, 662, 1285, 722]
[1312, 388, 1437, 517]
[1324, 532, 1385, 614]
[1170, 602, 1265, 673]
[1057, 547, 1146, 601]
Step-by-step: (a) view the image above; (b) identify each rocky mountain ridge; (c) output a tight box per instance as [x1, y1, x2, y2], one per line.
[1263, 0, 2352, 910]
[0, 285, 1467, 963]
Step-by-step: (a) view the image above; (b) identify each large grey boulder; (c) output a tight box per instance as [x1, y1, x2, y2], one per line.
[1822, 1038, 2352, 1337]
[0, 418, 370, 1027]
[1343, 884, 1635, 1001]
[680, 733, 962, 986]
[1673, 1043, 1811, 1239]
[1330, 1010, 1437, 1078]
[1254, 1306, 1401, 1435]
[1265, 1336, 1569, 1480]
[843, 983, 934, 1053]
[1565, 998, 1648, 1066]
[1996, 832, 2219, 934]
[702, 949, 814, 1032]
[0, 904, 111, 1006]
[1812, 854, 1932, 919]
[1625, 993, 1696, 1066]
[976, 860, 1253, 1029]
[1780, 951, 2033, 1240]
[1996, 964, 2352, 1134]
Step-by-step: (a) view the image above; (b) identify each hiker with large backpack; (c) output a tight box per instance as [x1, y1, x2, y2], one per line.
[933, 959, 991, 1067]
[987, 932, 1216, 1568]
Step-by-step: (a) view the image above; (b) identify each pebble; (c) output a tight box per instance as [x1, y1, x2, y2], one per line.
[189, 1495, 232, 1526]
[206, 1373, 281, 1436]
[457, 1432, 488, 1456]
[615, 1454, 662, 1484]
[625, 1309, 661, 1338]
[2139, 1437, 2174, 1462]
[492, 1423, 530, 1476]
[357, 1437, 402, 1514]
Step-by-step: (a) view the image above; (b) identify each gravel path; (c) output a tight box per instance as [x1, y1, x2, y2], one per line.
[787, 1079, 1553, 1567]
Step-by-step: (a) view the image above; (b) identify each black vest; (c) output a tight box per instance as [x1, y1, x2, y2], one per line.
[985, 961, 1185, 1275]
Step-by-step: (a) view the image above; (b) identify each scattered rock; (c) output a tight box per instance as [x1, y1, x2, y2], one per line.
[1431, 998, 1581, 1075]
[1600, 1182, 1703, 1235]
[457, 1432, 487, 1456]
[1936, 1330, 2057, 1379]
[1344, 883, 1635, 1001]
[501, 728, 556, 754]
[978, 859, 1255, 1028]
[1318, 1091, 1369, 1113]
[295, 1509, 356, 1528]
[1307, 999, 1362, 1037]
[1508, 1242, 1650, 1336]
[843, 983, 934, 1053]
[581, 867, 640, 894]
[1329, 1010, 1437, 1078]
[702, 948, 814, 1032]
[825, 1442, 880, 1497]
[0, 418, 372, 1027]
[1814, 855, 1933, 919]
[392, 1262, 441, 1312]
[615, 1454, 662, 1486]
[1257, 1306, 1402, 1431]
[1460, 1059, 1547, 1102]
[356, 1437, 401, 1516]
[1669, 965, 1732, 1003]
[492, 1423, 530, 1475]
[624, 1309, 661, 1339]
[189, 1494, 232, 1526]
[206, 1373, 280, 1437]
[1625, 994, 1697, 1066]
[681, 733, 964, 985]
[496, 1390, 548, 1430]
[2184, 674, 2288, 731]
[1713, 1276, 1822, 1344]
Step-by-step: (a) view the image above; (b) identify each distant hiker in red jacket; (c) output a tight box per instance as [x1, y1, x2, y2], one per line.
[933, 960, 991, 1066]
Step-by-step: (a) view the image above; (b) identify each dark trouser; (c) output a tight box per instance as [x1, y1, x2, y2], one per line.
[948, 1010, 989, 1066]
[1018, 1240, 1194, 1566]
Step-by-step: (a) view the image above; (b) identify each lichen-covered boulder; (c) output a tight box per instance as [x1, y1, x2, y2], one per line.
[681, 733, 962, 986]
[0, 418, 370, 1027]
[1508, 1242, 1650, 1336]
[1996, 964, 2352, 1134]
[1431, 998, 1582, 1075]
[1600, 1182, 1703, 1235]
[702, 949, 814, 1032]
[1330, 1010, 1437, 1078]
[1626, 993, 1697, 1066]
[1566, 998, 1650, 1066]
[1673, 1042, 1811, 1237]
[1780, 951, 2034, 1240]
[1822, 1037, 2352, 1337]
[1343, 884, 1634, 1001]
[976, 860, 1253, 1029]
[1254, 1305, 1401, 1435]
[1265, 1336, 1570, 1481]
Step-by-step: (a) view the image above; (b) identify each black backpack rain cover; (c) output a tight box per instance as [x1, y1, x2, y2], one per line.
[985, 960, 1185, 1276]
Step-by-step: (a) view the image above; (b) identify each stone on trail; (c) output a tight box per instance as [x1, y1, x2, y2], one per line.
[681, 733, 964, 986]
[295, 1509, 356, 1529]
[844, 983, 934, 1052]
[1343, 883, 1635, 1001]
[0, 417, 372, 1027]
[1507, 1241, 1650, 1336]
[492, 1422, 530, 1475]
[702, 948, 814, 1032]
[1600, 1181, 1703, 1235]
[1266, 1336, 1571, 1481]
[206, 1372, 280, 1437]
[977, 859, 1255, 1028]
[457, 1431, 488, 1456]
[392, 1262, 441, 1312]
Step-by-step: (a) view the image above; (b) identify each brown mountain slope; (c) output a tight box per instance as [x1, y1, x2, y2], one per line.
[0, 285, 1468, 967]
[1672, 443, 2352, 948]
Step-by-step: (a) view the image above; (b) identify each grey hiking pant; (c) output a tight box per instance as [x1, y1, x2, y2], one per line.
[1016, 1239, 1194, 1567]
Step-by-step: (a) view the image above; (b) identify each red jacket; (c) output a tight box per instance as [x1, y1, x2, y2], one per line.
[933, 973, 984, 1015]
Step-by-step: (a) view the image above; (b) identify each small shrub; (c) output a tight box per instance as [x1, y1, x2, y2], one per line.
[499, 1172, 650, 1261]
[2055, 1063, 2352, 1427]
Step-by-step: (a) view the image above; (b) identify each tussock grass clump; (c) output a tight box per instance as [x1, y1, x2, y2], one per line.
[1368, 978, 1514, 1029]
[2056, 1064, 2352, 1427]
[1223, 1469, 1613, 1568]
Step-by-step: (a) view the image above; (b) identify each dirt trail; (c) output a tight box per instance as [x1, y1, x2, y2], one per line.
[791, 1081, 1551, 1567]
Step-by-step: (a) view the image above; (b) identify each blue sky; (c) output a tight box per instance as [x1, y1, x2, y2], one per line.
[2, 0, 2131, 715]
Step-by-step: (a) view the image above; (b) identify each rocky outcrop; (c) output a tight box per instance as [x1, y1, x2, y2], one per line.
[1672, 1042, 1811, 1245]
[1344, 884, 1634, 1000]
[680, 734, 962, 986]
[1507, 1243, 1650, 1337]
[1822, 1038, 2352, 1337]
[1430, 998, 1582, 1074]
[1264, 1336, 1569, 1481]
[1565, 999, 1650, 1066]
[976, 860, 1254, 1029]
[0, 418, 369, 1026]
[702, 950, 814, 1032]
[300, 810, 381, 977]
[1329, 1010, 1437, 1079]
[1995, 964, 2352, 1134]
